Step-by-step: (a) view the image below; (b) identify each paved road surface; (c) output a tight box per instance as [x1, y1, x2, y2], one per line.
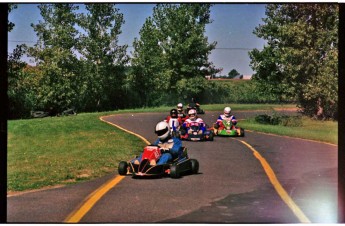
[7, 110, 337, 223]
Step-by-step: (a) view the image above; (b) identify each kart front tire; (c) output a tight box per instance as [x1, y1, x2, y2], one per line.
[170, 165, 180, 178]
[118, 161, 128, 175]
[190, 159, 199, 174]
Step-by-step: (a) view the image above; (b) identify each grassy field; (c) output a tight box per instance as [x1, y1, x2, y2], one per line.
[7, 104, 337, 192]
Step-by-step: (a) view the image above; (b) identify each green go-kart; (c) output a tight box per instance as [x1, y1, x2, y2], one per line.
[213, 119, 245, 137]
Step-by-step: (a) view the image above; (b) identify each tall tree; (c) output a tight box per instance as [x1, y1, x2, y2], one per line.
[228, 69, 240, 79]
[28, 4, 80, 112]
[77, 4, 128, 111]
[131, 4, 219, 106]
[8, 4, 38, 118]
[131, 17, 169, 106]
[250, 4, 338, 119]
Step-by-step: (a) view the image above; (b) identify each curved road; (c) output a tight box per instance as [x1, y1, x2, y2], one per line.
[7, 111, 338, 223]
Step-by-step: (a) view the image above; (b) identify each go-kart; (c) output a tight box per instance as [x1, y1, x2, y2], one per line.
[118, 145, 199, 178]
[213, 119, 245, 137]
[179, 122, 214, 141]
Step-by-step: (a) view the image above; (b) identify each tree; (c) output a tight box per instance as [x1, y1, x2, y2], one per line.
[228, 69, 240, 79]
[130, 4, 219, 106]
[249, 4, 338, 119]
[8, 4, 17, 32]
[8, 4, 38, 118]
[77, 4, 129, 111]
[28, 4, 81, 113]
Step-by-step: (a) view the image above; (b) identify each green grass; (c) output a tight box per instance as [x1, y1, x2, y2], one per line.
[7, 104, 337, 192]
[202, 103, 297, 111]
[7, 112, 146, 191]
[239, 116, 337, 145]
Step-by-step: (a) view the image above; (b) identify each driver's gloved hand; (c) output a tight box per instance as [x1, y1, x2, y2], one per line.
[160, 148, 170, 154]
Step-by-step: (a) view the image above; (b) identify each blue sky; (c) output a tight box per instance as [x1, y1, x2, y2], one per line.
[8, 3, 267, 76]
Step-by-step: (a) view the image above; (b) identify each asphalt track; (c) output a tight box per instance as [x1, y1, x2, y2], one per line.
[7, 110, 338, 223]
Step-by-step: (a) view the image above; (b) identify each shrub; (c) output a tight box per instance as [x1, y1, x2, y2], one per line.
[255, 113, 302, 127]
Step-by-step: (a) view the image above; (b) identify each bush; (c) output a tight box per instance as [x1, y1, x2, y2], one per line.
[255, 113, 302, 127]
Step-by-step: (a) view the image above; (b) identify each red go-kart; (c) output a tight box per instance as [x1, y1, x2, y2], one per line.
[118, 145, 199, 178]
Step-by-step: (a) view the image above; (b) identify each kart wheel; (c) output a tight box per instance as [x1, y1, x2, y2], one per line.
[170, 165, 180, 178]
[209, 133, 214, 141]
[240, 128, 245, 137]
[118, 161, 128, 175]
[190, 159, 199, 174]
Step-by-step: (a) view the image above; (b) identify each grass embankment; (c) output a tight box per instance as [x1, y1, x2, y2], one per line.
[239, 117, 337, 145]
[7, 104, 337, 192]
[7, 112, 145, 192]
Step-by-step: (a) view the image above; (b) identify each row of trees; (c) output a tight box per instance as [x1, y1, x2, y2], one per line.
[8, 4, 220, 118]
[249, 4, 338, 119]
[8, 3, 338, 120]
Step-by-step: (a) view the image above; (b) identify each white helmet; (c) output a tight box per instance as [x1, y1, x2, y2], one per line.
[177, 103, 183, 112]
[188, 108, 197, 120]
[224, 107, 231, 117]
[155, 121, 170, 140]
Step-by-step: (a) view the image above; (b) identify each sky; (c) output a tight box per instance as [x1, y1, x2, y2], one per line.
[8, 3, 268, 76]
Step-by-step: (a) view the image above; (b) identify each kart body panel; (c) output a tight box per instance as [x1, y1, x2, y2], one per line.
[214, 119, 245, 137]
[180, 123, 214, 141]
[118, 145, 199, 178]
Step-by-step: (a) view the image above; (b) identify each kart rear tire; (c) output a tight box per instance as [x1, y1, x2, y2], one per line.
[118, 161, 128, 175]
[170, 165, 180, 178]
[209, 133, 214, 141]
[190, 159, 199, 174]
[240, 128, 245, 137]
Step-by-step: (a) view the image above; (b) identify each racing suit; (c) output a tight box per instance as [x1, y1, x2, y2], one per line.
[165, 116, 183, 132]
[176, 110, 188, 122]
[216, 114, 237, 129]
[153, 136, 182, 164]
[182, 117, 206, 135]
[133, 136, 182, 165]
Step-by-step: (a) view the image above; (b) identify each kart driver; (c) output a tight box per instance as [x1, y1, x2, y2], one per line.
[181, 108, 206, 135]
[214, 107, 238, 131]
[165, 109, 183, 132]
[133, 121, 182, 165]
[176, 103, 188, 122]
[188, 97, 200, 109]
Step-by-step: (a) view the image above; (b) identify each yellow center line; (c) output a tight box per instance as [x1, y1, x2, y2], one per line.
[64, 175, 125, 223]
[234, 138, 311, 223]
[64, 115, 151, 223]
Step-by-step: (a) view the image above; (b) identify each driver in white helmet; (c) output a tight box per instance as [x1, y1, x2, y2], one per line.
[214, 107, 237, 130]
[133, 121, 182, 165]
[181, 108, 206, 135]
[176, 103, 187, 122]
